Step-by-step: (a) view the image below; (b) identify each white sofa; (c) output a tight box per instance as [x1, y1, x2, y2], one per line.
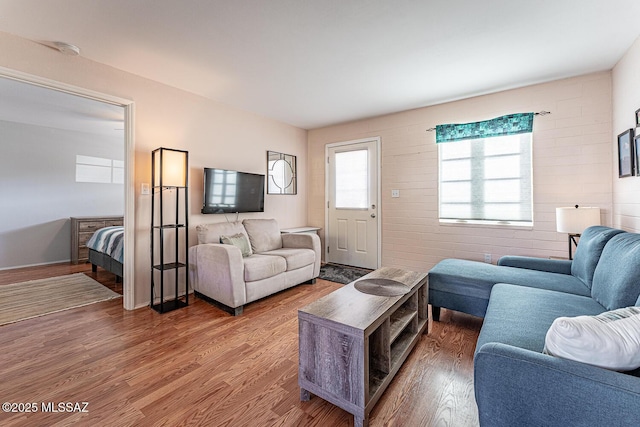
[189, 218, 321, 315]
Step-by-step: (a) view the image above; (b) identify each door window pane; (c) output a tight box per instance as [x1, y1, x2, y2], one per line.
[335, 150, 368, 208]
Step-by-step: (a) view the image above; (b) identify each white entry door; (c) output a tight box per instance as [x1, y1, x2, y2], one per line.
[326, 139, 379, 269]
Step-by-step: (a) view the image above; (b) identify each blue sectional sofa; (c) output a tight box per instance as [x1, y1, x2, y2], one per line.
[428, 226, 640, 426]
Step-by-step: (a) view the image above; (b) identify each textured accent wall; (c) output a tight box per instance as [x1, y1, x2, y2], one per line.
[612, 35, 640, 232]
[309, 72, 613, 272]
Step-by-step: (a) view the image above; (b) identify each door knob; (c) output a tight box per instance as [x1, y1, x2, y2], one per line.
[370, 213, 376, 218]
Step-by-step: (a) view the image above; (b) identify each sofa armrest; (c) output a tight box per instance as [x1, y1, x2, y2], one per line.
[282, 233, 321, 277]
[497, 255, 572, 275]
[474, 342, 640, 427]
[188, 243, 246, 308]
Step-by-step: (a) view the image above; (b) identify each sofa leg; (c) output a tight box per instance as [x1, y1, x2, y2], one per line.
[305, 278, 317, 285]
[195, 291, 244, 316]
[432, 305, 441, 322]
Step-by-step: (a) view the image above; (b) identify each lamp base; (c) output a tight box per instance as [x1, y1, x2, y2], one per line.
[151, 298, 188, 313]
[568, 234, 580, 260]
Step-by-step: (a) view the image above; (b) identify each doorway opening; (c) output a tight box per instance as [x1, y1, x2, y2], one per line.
[0, 66, 135, 309]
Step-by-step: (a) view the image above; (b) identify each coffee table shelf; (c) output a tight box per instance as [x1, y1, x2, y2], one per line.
[390, 302, 418, 343]
[298, 267, 428, 427]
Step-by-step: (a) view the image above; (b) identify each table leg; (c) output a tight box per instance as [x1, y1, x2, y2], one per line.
[354, 414, 368, 427]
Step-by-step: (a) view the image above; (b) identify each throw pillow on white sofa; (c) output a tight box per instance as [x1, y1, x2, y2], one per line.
[220, 233, 253, 257]
[544, 306, 640, 371]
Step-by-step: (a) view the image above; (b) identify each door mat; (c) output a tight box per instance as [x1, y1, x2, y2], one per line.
[318, 263, 373, 285]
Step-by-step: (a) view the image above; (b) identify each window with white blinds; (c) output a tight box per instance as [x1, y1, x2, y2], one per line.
[438, 132, 533, 224]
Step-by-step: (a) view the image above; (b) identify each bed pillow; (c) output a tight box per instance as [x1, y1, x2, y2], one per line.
[543, 306, 640, 371]
[220, 233, 253, 257]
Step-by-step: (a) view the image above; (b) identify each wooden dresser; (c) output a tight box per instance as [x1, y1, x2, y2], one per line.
[70, 216, 124, 264]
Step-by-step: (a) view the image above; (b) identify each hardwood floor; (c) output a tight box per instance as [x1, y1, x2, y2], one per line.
[0, 272, 481, 426]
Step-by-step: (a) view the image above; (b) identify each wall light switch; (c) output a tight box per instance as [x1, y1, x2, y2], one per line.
[391, 189, 400, 198]
[141, 183, 150, 195]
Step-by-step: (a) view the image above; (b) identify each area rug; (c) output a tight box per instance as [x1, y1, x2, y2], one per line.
[0, 273, 121, 326]
[318, 263, 373, 285]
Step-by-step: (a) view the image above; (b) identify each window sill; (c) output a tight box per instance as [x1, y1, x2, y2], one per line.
[439, 219, 533, 230]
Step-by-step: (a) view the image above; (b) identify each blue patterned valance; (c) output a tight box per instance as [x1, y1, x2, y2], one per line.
[436, 113, 534, 143]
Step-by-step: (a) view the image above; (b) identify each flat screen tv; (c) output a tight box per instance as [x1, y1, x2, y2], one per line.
[201, 167, 265, 214]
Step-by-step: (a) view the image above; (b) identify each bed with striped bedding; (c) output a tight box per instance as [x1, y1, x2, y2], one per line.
[86, 226, 124, 280]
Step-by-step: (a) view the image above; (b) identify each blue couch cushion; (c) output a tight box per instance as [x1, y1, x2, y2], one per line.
[571, 226, 625, 288]
[592, 233, 640, 310]
[429, 259, 591, 303]
[497, 256, 572, 274]
[476, 284, 606, 355]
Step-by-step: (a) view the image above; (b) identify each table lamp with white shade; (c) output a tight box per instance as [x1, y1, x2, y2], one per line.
[555, 205, 601, 259]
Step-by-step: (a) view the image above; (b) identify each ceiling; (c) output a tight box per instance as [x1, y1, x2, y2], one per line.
[0, 77, 124, 137]
[1, 0, 640, 130]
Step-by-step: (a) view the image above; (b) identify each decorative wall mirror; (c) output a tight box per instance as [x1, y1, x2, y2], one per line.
[267, 151, 297, 194]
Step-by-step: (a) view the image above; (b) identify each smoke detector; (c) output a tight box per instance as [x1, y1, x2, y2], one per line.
[52, 41, 80, 56]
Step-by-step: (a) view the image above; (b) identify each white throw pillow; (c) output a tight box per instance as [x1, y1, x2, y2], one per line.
[543, 306, 640, 371]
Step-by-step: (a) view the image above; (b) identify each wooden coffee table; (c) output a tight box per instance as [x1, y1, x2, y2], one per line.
[298, 267, 428, 427]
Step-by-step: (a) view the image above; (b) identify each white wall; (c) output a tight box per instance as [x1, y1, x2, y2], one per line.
[612, 35, 640, 231]
[0, 31, 308, 307]
[309, 72, 613, 272]
[0, 120, 124, 269]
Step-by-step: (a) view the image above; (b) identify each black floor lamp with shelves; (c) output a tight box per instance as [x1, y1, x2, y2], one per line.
[150, 147, 189, 313]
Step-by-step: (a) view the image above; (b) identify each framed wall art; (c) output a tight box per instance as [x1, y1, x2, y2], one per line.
[267, 151, 297, 194]
[618, 128, 635, 178]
